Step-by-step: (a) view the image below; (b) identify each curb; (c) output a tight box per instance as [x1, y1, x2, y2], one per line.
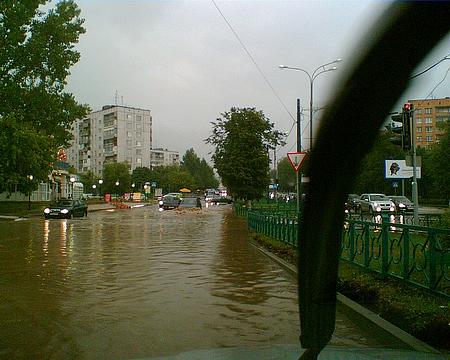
[250, 240, 441, 355]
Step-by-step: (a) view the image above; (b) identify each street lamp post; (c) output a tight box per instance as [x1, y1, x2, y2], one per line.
[279, 59, 342, 150]
[98, 179, 103, 199]
[70, 176, 76, 199]
[92, 184, 97, 195]
[27, 175, 33, 210]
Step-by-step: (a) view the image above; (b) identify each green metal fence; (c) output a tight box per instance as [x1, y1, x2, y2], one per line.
[235, 203, 450, 298]
[341, 218, 450, 298]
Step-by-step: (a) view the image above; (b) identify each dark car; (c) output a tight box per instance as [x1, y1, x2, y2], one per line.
[158, 194, 181, 210]
[178, 197, 202, 209]
[345, 194, 360, 213]
[44, 199, 88, 219]
[388, 195, 414, 213]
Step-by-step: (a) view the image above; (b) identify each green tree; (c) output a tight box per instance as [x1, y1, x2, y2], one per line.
[103, 162, 131, 195]
[131, 166, 153, 191]
[277, 157, 296, 193]
[429, 122, 450, 203]
[352, 131, 404, 195]
[0, 1, 88, 194]
[181, 148, 219, 190]
[206, 107, 285, 201]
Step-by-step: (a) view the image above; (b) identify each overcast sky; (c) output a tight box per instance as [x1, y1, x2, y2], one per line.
[65, 1, 450, 164]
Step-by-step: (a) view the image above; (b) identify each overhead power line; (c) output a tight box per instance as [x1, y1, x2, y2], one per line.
[410, 53, 450, 79]
[211, 0, 297, 128]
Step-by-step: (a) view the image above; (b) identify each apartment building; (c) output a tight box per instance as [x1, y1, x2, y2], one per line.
[409, 97, 450, 148]
[150, 148, 180, 167]
[67, 105, 153, 177]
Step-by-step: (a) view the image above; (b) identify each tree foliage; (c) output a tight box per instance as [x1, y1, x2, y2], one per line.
[206, 107, 285, 200]
[103, 162, 131, 195]
[276, 157, 296, 193]
[181, 148, 219, 190]
[0, 0, 88, 194]
[429, 121, 450, 202]
[352, 131, 404, 195]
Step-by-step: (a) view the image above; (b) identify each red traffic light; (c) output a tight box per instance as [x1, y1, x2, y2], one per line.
[403, 102, 411, 111]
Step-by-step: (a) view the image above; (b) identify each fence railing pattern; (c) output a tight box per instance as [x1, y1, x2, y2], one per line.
[235, 203, 450, 298]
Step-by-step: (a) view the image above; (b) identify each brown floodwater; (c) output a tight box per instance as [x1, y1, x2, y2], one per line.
[0, 205, 387, 359]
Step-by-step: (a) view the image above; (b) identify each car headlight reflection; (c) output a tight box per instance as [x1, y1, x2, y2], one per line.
[159, 200, 163, 206]
[61, 209, 69, 214]
[399, 203, 405, 208]
[376, 206, 381, 212]
[44, 208, 50, 214]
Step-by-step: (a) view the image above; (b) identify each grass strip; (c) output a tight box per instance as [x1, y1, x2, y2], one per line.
[250, 231, 450, 351]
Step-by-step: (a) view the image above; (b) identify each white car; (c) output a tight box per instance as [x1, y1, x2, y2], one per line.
[359, 193, 395, 214]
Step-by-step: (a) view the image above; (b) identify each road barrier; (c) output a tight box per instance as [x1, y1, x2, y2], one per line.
[235, 203, 450, 299]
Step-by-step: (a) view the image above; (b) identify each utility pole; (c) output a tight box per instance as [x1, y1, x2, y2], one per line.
[297, 98, 301, 214]
[410, 104, 419, 225]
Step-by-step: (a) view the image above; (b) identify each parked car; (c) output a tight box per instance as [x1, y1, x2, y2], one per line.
[388, 195, 414, 213]
[178, 197, 202, 209]
[158, 194, 181, 210]
[358, 193, 395, 214]
[44, 199, 88, 219]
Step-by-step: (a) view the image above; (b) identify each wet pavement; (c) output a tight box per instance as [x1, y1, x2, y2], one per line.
[0, 204, 404, 359]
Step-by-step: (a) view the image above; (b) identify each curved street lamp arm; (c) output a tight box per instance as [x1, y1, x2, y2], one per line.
[312, 59, 342, 78]
[312, 67, 337, 82]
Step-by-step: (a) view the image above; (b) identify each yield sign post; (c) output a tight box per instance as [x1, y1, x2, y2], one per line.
[287, 152, 307, 172]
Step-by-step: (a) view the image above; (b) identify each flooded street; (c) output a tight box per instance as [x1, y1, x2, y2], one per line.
[1, 205, 386, 359]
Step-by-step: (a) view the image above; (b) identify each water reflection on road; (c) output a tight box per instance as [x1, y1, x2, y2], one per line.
[1, 205, 382, 359]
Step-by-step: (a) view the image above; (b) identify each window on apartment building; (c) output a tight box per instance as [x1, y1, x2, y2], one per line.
[425, 108, 432, 114]
[127, 122, 132, 129]
[136, 115, 142, 122]
[126, 140, 132, 147]
[425, 117, 432, 123]
[136, 132, 142, 138]
[136, 141, 141, 147]
[425, 126, 432, 132]
[415, 108, 422, 115]
[127, 131, 132, 137]
[426, 136, 433, 142]
[127, 114, 132, 119]
[136, 158, 142, 165]
[136, 123, 142, 131]
[416, 127, 422, 132]
[136, 149, 142, 155]
[416, 118, 422, 124]
[104, 113, 115, 127]
[417, 136, 422, 142]
[436, 106, 450, 113]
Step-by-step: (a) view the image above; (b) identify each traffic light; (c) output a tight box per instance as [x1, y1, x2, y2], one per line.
[402, 103, 412, 150]
[389, 103, 412, 151]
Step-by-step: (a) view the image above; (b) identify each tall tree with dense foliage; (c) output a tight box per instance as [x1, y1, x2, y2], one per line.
[181, 148, 219, 190]
[0, 0, 88, 194]
[429, 122, 450, 203]
[276, 157, 296, 193]
[352, 131, 405, 195]
[206, 107, 285, 201]
[103, 162, 131, 195]
[131, 166, 153, 191]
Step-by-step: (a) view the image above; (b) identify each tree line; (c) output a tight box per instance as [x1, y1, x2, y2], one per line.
[80, 149, 219, 195]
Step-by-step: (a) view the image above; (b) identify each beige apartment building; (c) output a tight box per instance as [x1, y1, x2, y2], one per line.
[409, 97, 450, 148]
[67, 105, 154, 177]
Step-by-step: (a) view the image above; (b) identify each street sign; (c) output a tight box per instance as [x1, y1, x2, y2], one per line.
[287, 152, 307, 172]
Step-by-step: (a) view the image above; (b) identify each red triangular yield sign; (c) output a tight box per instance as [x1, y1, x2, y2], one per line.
[287, 152, 307, 172]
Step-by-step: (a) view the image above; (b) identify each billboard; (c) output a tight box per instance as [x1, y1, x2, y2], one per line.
[385, 160, 421, 179]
